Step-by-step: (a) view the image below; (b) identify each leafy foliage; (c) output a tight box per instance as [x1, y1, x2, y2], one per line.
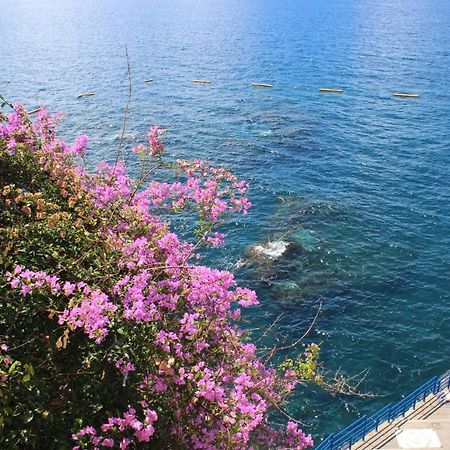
[0, 105, 316, 449]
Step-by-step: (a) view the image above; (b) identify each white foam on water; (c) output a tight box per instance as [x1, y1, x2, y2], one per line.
[251, 240, 289, 259]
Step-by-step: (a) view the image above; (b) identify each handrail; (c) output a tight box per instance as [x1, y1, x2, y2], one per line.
[315, 370, 450, 450]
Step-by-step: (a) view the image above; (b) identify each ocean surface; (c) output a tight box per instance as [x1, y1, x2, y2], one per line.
[1, 0, 450, 442]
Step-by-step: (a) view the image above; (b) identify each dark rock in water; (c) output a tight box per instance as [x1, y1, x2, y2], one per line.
[274, 194, 344, 227]
[291, 229, 317, 252]
[270, 280, 302, 298]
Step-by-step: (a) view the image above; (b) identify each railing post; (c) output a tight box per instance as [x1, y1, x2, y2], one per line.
[326, 433, 334, 450]
[434, 378, 441, 394]
[362, 416, 367, 440]
[388, 403, 393, 422]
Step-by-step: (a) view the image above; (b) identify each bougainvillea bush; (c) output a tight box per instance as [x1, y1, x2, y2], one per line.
[0, 104, 314, 449]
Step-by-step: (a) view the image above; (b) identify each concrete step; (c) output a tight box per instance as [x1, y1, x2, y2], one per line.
[353, 394, 445, 450]
[353, 419, 401, 450]
[426, 406, 450, 421]
[401, 419, 450, 430]
[405, 418, 450, 424]
[410, 395, 444, 420]
[335, 378, 450, 450]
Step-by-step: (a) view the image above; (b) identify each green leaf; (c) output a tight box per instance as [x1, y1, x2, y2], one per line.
[8, 361, 21, 375]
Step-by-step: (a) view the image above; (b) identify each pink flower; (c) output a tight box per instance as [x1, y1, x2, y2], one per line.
[115, 358, 136, 376]
[206, 232, 226, 248]
[63, 281, 76, 296]
[134, 426, 155, 442]
[235, 287, 259, 307]
[20, 284, 31, 296]
[101, 438, 114, 447]
[6, 138, 17, 155]
[9, 278, 20, 289]
[70, 135, 89, 157]
[147, 125, 164, 157]
[119, 438, 130, 450]
[132, 144, 147, 156]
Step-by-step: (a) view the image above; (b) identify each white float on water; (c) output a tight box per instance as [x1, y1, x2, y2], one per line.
[192, 79, 211, 84]
[77, 92, 95, 99]
[319, 88, 343, 93]
[393, 93, 419, 98]
[252, 82, 273, 88]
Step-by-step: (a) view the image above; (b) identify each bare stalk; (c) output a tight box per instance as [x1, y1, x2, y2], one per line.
[115, 44, 132, 167]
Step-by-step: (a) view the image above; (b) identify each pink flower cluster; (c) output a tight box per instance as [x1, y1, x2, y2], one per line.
[1, 105, 313, 449]
[131, 124, 165, 158]
[147, 124, 164, 157]
[88, 160, 250, 226]
[69, 134, 89, 157]
[72, 404, 157, 449]
[115, 359, 136, 376]
[0, 343, 12, 382]
[0, 104, 37, 154]
[6, 266, 117, 344]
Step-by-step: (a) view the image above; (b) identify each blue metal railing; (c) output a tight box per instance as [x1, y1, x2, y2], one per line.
[315, 370, 450, 450]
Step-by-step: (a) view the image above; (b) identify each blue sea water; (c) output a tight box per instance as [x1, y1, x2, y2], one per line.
[1, 0, 450, 443]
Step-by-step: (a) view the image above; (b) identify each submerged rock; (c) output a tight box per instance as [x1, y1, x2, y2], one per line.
[291, 229, 317, 252]
[271, 279, 301, 293]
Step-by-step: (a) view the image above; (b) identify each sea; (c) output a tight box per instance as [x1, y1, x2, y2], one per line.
[1, 0, 449, 442]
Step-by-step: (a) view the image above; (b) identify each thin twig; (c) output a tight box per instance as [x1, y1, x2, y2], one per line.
[116, 44, 132, 167]
[276, 301, 322, 351]
[256, 312, 284, 344]
[263, 345, 278, 365]
[273, 404, 307, 427]
[8, 336, 39, 352]
[0, 93, 14, 109]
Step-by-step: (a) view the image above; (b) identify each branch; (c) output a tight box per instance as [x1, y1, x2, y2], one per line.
[273, 403, 307, 427]
[276, 301, 322, 351]
[255, 313, 284, 344]
[321, 368, 376, 398]
[0, 93, 13, 109]
[115, 44, 132, 166]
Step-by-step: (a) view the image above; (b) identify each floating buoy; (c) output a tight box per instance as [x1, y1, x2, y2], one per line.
[319, 88, 343, 93]
[144, 79, 154, 83]
[192, 79, 211, 84]
[159, 128, 168, 134]
[252, 83, 273, 88]
[393, 93, 419, 98]
[28, 108, 41, 115]
[77, 92, 95, 99]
